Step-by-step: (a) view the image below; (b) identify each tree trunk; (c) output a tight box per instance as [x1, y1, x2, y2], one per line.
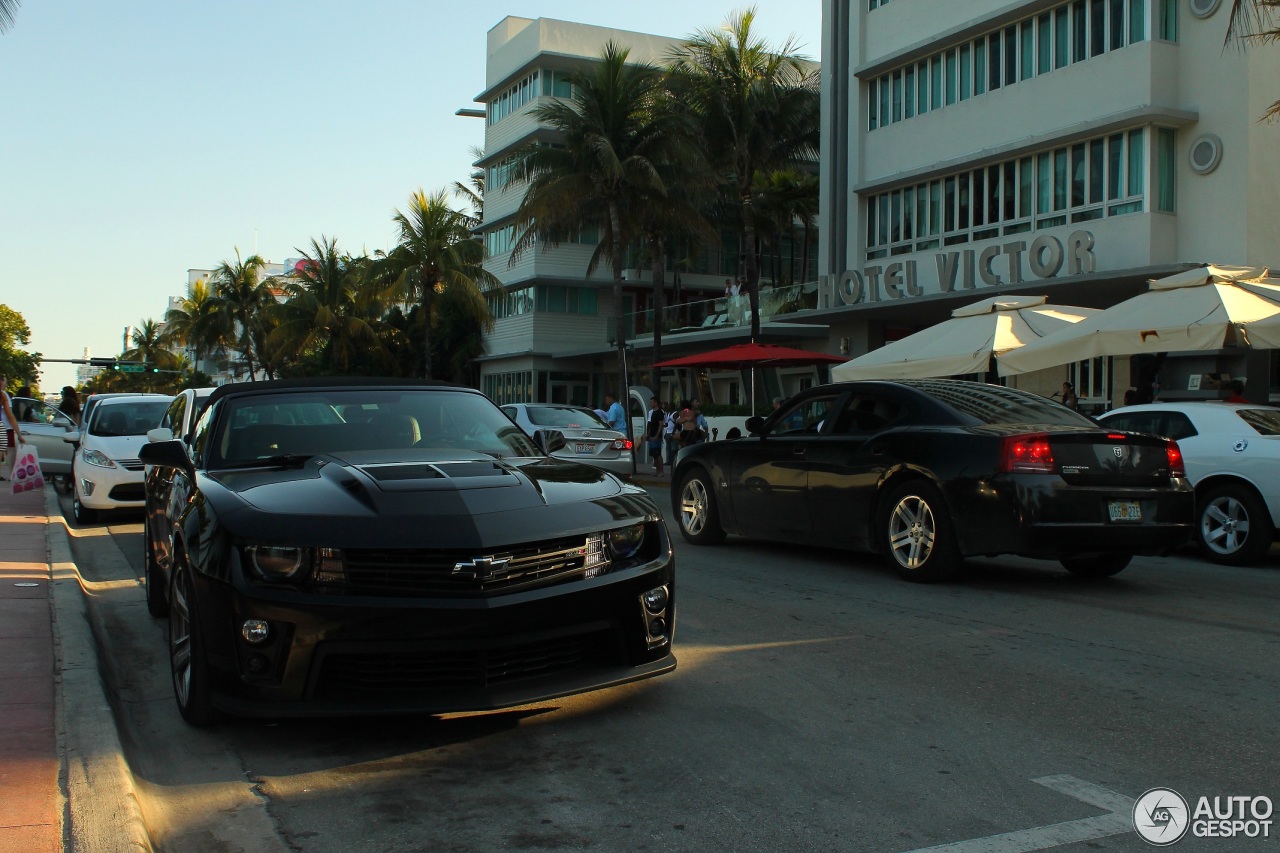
[742, 189, 761, 342]
[421, 266, 436, 379]
[608, 201, 630, 448]
[649, 234, 667, 394]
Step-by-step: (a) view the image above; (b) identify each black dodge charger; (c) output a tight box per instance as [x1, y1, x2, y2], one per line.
[672, 379, 1194, 582]
[139, 379, 675, 725]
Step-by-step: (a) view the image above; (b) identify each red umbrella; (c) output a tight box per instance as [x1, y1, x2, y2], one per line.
[651, 342, 845, 369]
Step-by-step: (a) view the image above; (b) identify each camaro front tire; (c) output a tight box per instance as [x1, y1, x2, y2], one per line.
[168, 556, 219, 726]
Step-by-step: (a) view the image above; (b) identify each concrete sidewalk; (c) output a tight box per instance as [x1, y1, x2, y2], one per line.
[0, 480, 149, 852]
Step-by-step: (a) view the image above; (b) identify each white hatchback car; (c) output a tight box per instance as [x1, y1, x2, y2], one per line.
[501, 402, 635, 477]
[71, 394, 174, 524]
[1098, 402, 1280, 564]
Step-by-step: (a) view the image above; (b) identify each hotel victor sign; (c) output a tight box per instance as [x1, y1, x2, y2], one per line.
[819, 230, 1097, 306]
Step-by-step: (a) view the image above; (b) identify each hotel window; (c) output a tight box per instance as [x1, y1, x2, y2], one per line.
[987, 32, 1001, 92]
[1158, 0, 1177, 40]
[1003, 26, 1018, 86]
[945, 49, 958, 105]
[1038, 13, 1053, 73]
[1021, 21, 1035, 80]
[1131, 0, 1147, 41]
[865, 130, 1151, 255]
[867, 0, 1149, 131]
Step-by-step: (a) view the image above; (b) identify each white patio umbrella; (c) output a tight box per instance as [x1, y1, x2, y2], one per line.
[997, 264, 1280, 376]
[830, 294, 1098, 381]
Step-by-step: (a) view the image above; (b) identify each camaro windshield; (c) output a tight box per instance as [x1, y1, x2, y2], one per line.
[210, 390, 541, 466]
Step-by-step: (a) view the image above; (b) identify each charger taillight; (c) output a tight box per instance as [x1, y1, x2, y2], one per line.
[999, 433, 1056, 473]
[1165, 438, 1186, 477]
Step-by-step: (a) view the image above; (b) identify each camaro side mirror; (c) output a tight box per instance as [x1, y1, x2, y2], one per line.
[745, 416, 766, 436]
[139, 439, 194, 476]
[534, 428, 567, 455]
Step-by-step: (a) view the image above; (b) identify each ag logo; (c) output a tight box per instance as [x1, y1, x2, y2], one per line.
[1113, 446, 1125, 458]
[1134, 787, 1190, 845]
[1233, 438, 1248, 453]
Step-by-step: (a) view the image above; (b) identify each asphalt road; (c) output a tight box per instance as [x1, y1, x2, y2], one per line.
[59, 488, 1279, 853]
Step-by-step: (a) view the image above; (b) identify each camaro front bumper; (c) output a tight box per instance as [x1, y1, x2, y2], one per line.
[192, 561, 676, 717]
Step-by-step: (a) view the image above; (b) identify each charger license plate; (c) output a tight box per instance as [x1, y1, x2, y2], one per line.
[1108, 500, 1142, 522]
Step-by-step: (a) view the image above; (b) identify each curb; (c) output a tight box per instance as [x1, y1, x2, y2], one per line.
[46, 488, 152, 853]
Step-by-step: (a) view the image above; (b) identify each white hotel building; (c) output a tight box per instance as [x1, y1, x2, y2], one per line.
[816, 0, 1280, 406]
[473, 16, 824, 410]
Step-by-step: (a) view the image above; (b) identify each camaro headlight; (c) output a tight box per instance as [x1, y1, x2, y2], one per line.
[247, 545, 307, 580]
[82, 448, 116, 469]
[606, 524, 646, 560]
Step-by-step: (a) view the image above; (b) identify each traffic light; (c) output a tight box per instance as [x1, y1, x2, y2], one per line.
[89, 357, 117, 368]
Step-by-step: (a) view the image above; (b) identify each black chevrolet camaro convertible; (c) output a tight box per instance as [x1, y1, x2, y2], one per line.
[672, 379, 1194, 582]
[139, 379, 675, 725]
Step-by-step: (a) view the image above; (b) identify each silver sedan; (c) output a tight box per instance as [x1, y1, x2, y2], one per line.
[501, 403, 635, 477]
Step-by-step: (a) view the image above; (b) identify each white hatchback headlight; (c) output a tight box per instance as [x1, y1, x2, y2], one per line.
[82, 448, 116, 469]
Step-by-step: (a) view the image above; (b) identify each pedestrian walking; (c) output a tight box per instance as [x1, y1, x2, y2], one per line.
[663, 401, 680, 467]
[646, 397, 665, 476]
[0, 376, 24, 479]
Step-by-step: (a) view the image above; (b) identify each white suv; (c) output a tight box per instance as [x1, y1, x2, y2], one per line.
[71, 394, 173, 524]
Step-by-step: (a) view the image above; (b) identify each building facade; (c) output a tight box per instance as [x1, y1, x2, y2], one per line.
[816, 0, 1280, 408]
[473, 16, 825, 411]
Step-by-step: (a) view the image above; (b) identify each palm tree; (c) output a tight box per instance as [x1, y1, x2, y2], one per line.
[374, 189, 498, 379]
[269, 237, 391, 374]
[209, 249, 272, 380]
[123, 319, 182, 391]
[513, 41, 699, 401]
[666, 6, 820, 340]
[0, 0, 19, 33]
[1226, 1, 1280, 120]
[162, 277, 228, 377]
[454, 145, 486, 223]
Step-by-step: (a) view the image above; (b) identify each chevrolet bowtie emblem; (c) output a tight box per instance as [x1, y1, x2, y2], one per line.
[452, 555, 512, 581]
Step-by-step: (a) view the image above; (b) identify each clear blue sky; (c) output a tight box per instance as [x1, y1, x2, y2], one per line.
[0, 1, 821, 391]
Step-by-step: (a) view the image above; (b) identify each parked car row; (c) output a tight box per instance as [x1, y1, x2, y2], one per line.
[21, 375, 1273, 728]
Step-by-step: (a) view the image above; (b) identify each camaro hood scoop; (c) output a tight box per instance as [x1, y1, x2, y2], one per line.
[356, 459, 515, 489]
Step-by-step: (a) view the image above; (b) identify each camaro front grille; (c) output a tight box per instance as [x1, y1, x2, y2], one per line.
[339, 535, 598, 596]
[313, 629, 619, 697]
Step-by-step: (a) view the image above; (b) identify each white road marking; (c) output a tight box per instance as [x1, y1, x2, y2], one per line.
[902, 775, 1135, 853]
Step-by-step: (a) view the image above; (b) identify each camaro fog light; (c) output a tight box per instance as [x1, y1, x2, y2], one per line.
[247, 545, 305, 580]
[241, 619, 271, 644]
[607, 524, 645, 560]
[648, 617, 667, 637]
[642, 585, 668, 614]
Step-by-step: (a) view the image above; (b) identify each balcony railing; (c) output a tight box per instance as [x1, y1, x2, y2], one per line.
[608, 283, 818, 343]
